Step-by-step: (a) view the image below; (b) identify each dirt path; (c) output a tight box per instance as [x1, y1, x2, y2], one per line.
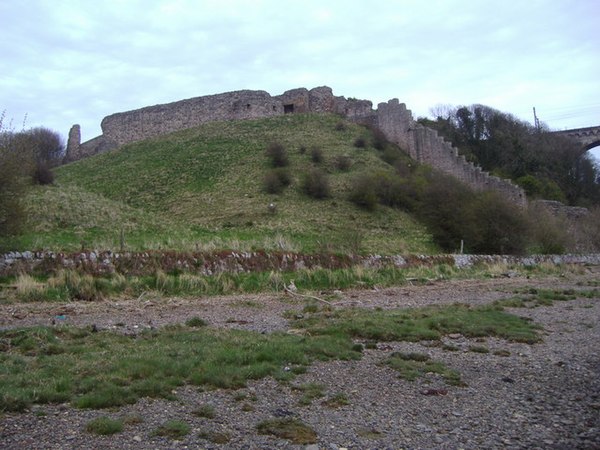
[1, 267, 599, 449]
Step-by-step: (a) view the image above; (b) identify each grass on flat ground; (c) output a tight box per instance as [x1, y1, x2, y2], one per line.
[384, 351, 464, 385]
[0, 301, 541, 413]
[495, 287, 600, 308]
[1, 113, 436, 254]
[256, 418, 317, 445]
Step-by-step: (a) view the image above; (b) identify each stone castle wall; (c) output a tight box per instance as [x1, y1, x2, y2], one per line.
[373, 99, 526, 206]
[67, 86, 525, 205]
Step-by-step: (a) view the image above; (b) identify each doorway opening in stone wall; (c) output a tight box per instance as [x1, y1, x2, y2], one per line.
[284, 104, 294, 114]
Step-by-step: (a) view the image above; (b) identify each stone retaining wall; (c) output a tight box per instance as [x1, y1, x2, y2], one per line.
[2, 250, 598, 277]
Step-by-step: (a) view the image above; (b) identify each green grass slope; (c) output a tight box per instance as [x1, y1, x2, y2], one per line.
[5, 113, 436, 254]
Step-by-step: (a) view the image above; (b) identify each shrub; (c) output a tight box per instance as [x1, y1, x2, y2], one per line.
[353, 137, 366, 148]
[85, 417, 124, 435]
[265, 142, 289, 167]
[334, 155, 352, 171]
[370, 126, 389, 150]
[527, 203, 571, 254]
[310, 146, 324, 164]
[33, 164, 54, 185]
[467, 192, 529, 254]
[192, 403, 216, 418]
[152, 420, 191, 439]
[334, 121, 347, 131]
[301, 169, 331, 199]
[0, 144, 28, 236]
[263, 168, 292, 194]
[349, 174, 378, 211]
[381, 147, 402, 166]
[576, 207, 600, 252]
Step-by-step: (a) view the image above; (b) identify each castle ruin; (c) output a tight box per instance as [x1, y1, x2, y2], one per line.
[66, 86, 526, 206]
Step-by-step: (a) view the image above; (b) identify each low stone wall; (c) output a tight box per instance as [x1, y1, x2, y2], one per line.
[2, 250, 598, 278]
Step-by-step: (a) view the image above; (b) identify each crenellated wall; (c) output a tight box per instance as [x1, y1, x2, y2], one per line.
[372, 99, 526, 206]
[66, 86, 525, 205]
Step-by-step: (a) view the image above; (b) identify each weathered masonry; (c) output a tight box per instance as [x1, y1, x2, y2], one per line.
[66, 86, 526, 206]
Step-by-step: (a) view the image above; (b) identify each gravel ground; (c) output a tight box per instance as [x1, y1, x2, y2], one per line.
[1, 266, 599, 449]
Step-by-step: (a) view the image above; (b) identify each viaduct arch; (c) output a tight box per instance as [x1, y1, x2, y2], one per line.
[553, 125, 600, 152]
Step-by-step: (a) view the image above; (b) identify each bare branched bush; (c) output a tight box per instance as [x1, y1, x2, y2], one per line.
[265, 142, 289, 167]
[263, 168, 291, 194]
[334, 155, 352, 171]
[33, 163, 54, 185]
[526, 203, 572, 254]
[301, 169, 331, 199]
[349, 174, 378, 211]
[310, 146, 324, 164]
[353, 137, 366, 148]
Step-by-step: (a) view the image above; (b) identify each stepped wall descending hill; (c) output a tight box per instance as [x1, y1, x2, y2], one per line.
[374, 99, 526, 206]
[66, 86, 525, 205]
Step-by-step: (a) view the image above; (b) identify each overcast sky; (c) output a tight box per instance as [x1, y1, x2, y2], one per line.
[1, 0, 599, 150]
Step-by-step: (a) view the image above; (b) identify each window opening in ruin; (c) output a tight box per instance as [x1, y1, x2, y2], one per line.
[284, 104, 294, 114]
[246, 104, 251, 110]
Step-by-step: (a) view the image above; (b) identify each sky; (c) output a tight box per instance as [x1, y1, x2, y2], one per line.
[1, 0, 599, 157]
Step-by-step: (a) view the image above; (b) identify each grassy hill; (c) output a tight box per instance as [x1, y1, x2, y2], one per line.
[3, 113, 437, 254]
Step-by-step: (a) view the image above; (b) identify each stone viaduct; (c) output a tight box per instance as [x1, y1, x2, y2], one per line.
[65, 86, 526, 206]
[553, 126, 600, 153]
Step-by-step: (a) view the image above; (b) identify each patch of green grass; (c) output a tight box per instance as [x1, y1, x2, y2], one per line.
[0, 300, 542, 412]
[293, 383, 326, 406]
[123, 413, 144, 425]
[256, 418, 317, 444]
[385, 352, 464, 386]
[498, 288, 600, 309]
[357, 427, 384, 439]
[85, 416, 124, 435]
[322, 392, 350, 408]
[292, 303, 541, 344]
[198, 430, 231, 444]
[152, 420, 190, 439]
[0, 323, 361, 412]
[469, 345, 489, 354]
[241, 402, 255, 411]
[192, 404, 216, 419]
[185, 317, 208, 328]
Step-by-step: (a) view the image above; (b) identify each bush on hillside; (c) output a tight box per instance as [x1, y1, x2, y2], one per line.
[263, 168, 292, 194]
[301, 169, 331, 199]
[334, 155, 352, 171]
[33, 164, 54, 185]
[310, 146, 324, 164]
[350, 166, 535, 254]
[526, 203, 571, 254]
[353, 137, 366, 148]
[266, 142, 289, 167]
[349, 174, 378, 211]
[0, 149, 27, 236]
[370, 126, 389, 151]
